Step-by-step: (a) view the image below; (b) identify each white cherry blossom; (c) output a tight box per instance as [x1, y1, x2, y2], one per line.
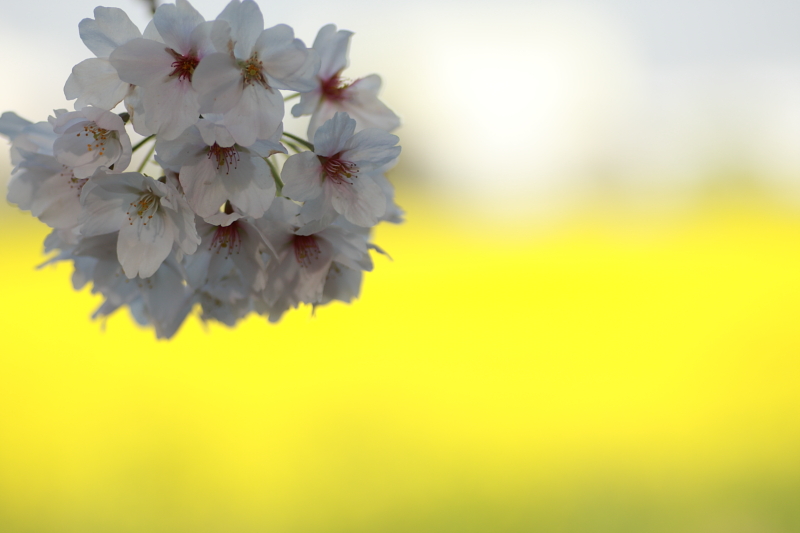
[253, 198, 373, 322]
[291, 24, 400, 139]
[2, 3, 405, 337]
[184, 212, 270, 293]
[321, 262, 363, 306]
[0, 112, 58, 164]
[64, 7, 142, 110]
[155, 120, 284, 218]
[192, 0, 319, 146]
[50, 107, 132, 179]
[79, 171, 200, 278]
[1, 114, 86, 229]
[109, 0, 225, 140]
[82, 242, 195, 339]
[372, 159, 404, 224]
[8, 152, 87, 230]
[196, 282, 253, 326]
[281, 112, 400, 231]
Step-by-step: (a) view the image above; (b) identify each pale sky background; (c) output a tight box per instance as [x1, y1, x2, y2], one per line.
[3, 0, 800, 220]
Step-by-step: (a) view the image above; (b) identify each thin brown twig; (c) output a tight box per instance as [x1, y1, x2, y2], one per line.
[142, 0, 158, 15]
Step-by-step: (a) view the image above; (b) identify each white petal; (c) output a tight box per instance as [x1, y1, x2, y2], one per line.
[117, 212, 173, 278]
[153, 0, 205, 53]
[296, 195, 338, 235]
[110, 38, 173, 86]
[30, 173, 84, 229]
[281, 151, 323, 201]
[323, 226, 372, 272]
[184, 225, 214, 288]
[235, 223, 268, 290]
[291, 91, 321, 119]
[0, 112, 33, 140]
[142, 19, 164, 42]
[9, 123, 58, 163]
[79, 172, 145, 235]
[372, 172, 404, 224]
[343, 128, 401, 169]
[125, 86, 153, 137]
[80, 107, 126, 131]
[208, 18, 233, 53]
[79, 192, 128, 236]
[248, 135, 286, 157]
[313, 24, 353, 80]
[54, 129, 122, 179]
[191, 20, 227, 58]
[79, 7, 142, 58]
[226, 156, 275, 218]
[141, 258, 192, 337]
[7, 153, 61, 209]
[217, 0, 263, 58]
[330, 176, 385, 227]
[142, 78, 201, 140]
[322, 263, 362, 304]
[314, 112, 356, 156]
[7, 174, 35, 210]
[65, 59, 129, 110]
[204, 211, 242, 226]
[256, 26, 318, 92]
[153, 126, 205, 170]
[152, 178, 200, 254]
[221, 84, 283, 146]
[193, 52, 243, 114]
[294, 236, 334, 304]
[163, 204, 200, 255]
[349, 73, 381, 94]
[341, 74, 401, 131]
[180, 158, 228, 217]
[305, 99, 336, 140]
[194, 117, 236, 148]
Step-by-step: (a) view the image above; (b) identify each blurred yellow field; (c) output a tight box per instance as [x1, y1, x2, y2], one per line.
[3, 0, 800, 529]
[2, 184, 800, 532]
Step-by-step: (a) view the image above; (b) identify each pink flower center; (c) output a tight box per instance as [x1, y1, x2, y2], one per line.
[241, 53, 269, 89]
[293, 235, 321, 267]
[318, 153, 358, 185]
[207, 143, 240, 174]
[126, 191, 158, 226]
[63, 166, 87, 197]
[75, 123, 111, 156]
[168, 48, 200, 82]
[210, 222, 242, 256]
[320, 75, 351, 102]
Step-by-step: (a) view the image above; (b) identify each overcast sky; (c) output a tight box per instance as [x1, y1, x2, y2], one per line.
[3, 0, 800, 218]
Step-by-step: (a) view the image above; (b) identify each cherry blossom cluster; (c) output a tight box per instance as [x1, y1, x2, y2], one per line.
[1, 0, 402, 338]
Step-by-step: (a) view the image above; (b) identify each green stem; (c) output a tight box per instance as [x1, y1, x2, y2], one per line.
[131, 134, 155, 153]
[282, 132, 314, 151]
[137, 143, 157, 173]
[283, 140, 303, 154]
[266, 158, 284, 196]
[283, 93, 300, 101]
